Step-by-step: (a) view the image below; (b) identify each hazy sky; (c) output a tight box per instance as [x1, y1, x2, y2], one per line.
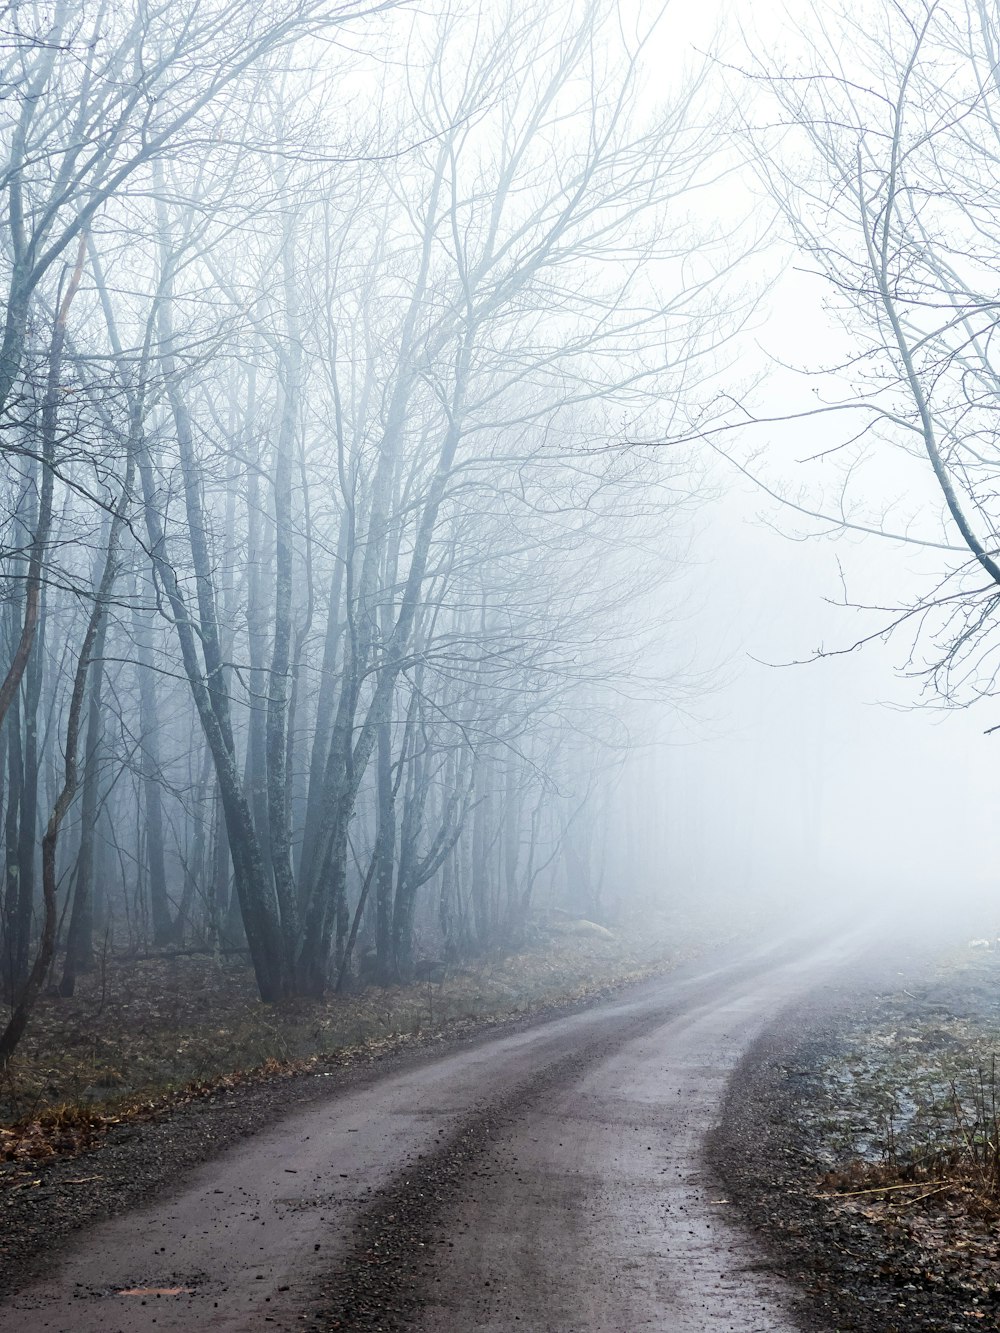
[608, 0, 1000, 916]
[621, 254, 1000, 918]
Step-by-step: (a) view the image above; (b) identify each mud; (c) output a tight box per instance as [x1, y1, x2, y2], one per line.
[5, 927, 870, 1332]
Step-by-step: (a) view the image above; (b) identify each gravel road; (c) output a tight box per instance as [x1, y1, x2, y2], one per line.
[7, 928, 865, 1332]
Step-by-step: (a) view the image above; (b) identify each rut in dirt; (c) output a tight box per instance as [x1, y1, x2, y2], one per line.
[7, 931, 867, 1333]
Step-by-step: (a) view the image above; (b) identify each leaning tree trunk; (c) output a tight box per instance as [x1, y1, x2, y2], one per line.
[58, 607, 108, 995]
[149, 220, 285, 997]
[137, 426, 285, 1001]
[11, 588, 43, 996]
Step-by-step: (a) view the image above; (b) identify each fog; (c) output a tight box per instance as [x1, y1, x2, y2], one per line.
[622, 475, 1000, 916]
[618, 263, 1000, 924]
[1, 0, 998, 1062]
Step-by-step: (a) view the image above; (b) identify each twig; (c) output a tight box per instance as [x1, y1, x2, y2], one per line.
[828, 1180, 935, 1198]
[898, 1184, 950, 1210]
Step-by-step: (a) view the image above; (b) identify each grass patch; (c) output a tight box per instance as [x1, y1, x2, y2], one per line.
[794, 948, 1000, 1313]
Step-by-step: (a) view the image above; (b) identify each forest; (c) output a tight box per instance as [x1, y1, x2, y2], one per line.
[9, 1, 1000, 1331]
[0, 0, 744, 1066]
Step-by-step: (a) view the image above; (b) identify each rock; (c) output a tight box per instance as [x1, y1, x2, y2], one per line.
[552, 919, 615, 940]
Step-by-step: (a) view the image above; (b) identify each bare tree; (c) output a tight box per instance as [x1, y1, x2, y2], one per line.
[732, 0, 1000, 709]
[0, 0, 740, 1041]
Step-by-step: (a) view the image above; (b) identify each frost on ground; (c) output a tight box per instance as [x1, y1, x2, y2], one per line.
[716, 947, 1000, 1333]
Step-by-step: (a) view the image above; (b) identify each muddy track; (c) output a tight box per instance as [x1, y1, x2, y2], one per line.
[6, 928, 868, 1332]
[0, 978, 652, 1304]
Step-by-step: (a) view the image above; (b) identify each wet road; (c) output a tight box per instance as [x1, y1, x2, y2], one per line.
[8, 929, 862, 1332]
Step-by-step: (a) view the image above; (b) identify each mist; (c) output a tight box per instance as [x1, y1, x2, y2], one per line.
[1, 0, 998, 1049]
[9, 3, 1000, 1330]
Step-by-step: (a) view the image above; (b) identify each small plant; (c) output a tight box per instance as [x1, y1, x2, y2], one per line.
[880, 1111, 898, 1170]
[829, 1056, 1000, 1210]
[944, 1057, 1000, 1197]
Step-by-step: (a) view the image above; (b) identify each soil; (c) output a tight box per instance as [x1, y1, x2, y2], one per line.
[712, 943, 1000, 1333]
[0, 975, 647, 1304]
[5, 926, 854, 1332]
[302, 1032, 604, 1331]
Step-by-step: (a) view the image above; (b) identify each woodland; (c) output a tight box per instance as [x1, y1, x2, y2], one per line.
[0, 0, 741, 1071]
[9, 4, 1000, 1325]
[6, 0, 1000, 1089]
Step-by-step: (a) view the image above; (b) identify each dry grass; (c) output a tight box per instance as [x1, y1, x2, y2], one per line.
[798, 949, 1000, 1309]
[817, 1056, 1000, 1223]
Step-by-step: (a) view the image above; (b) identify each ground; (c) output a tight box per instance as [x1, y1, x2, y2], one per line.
[11, 909, 991, 1331]
[0, 901, 750, 1300]
[0, 908, 716, 1161]
[4, 927, 842, 1332]
[713, 942, 1000, 1333]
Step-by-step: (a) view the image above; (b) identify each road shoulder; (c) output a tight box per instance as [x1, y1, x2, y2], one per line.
[711, 944, 1000, 1333]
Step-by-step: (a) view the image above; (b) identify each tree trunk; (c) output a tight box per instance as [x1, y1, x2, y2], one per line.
[136, 408, 284, 1001]
[131, 576, 174, 946]
[0, 393, 133, 1066]
[265, 374, 301, 978]
[0, 238, 84, 733]
[471, 763, 493, 947]
[58, 607, 108, 994]
[373, 720, 395, 982]
[2, 676, 23, 1001]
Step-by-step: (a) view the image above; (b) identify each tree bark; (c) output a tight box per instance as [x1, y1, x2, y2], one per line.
[58, 606, 108, 994]
[131, 573, 174, 946]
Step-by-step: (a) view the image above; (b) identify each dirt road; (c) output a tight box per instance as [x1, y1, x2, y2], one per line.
[7, 929, 863, 1332]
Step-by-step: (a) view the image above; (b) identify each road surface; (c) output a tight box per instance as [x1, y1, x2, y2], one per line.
[8, 929, 861, 1332]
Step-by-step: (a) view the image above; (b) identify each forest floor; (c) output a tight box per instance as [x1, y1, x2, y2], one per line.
[714, 940, 1000, 1333]
[0, 901, 743, 1166]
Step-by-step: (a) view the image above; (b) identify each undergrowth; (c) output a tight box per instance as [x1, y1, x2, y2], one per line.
[821, 1059, 1000, 1214]
[809, 949, 1000, 1219]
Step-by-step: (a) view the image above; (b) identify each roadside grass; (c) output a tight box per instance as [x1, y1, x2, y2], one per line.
[798, 948, 1000, 1307]
[0, 902, 747, 1165]
[809, 949, 1000, 1182]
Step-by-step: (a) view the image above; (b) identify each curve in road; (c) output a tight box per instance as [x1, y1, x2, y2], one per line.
[8, 928, 860, 1332]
